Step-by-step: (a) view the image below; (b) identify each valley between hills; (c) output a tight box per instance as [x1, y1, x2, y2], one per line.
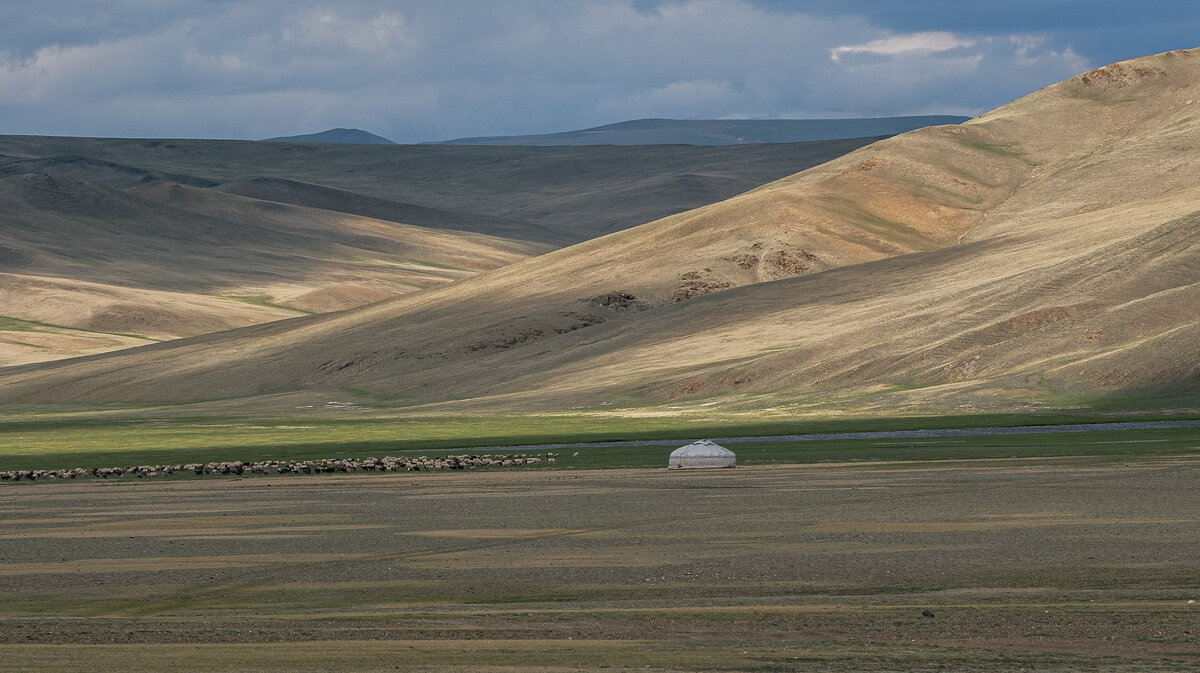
[2, 49, 1199, 424]
[0, 134, 878, 366]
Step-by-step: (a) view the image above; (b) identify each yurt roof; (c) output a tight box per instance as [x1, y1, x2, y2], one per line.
[670, 439, 735, 457]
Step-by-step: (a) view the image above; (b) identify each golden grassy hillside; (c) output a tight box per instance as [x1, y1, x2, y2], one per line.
[2, 49, 1197, 415]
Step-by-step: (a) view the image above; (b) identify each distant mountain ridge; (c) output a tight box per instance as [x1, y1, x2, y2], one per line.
[264, 128, 396, 144]
[436, 116, 970, 146]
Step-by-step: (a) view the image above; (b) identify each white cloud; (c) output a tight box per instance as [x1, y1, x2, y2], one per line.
[1009, 34, 1089, 72]
[830, 31, 977, 62]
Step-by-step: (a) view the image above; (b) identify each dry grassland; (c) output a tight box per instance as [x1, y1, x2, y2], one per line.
[1, 457, 1197, 671]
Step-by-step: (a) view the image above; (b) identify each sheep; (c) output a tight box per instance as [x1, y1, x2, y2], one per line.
[3, 442, 573, 485]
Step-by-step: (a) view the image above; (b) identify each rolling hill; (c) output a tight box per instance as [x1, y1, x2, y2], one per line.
[264, 128, 397, 144]
[0, 172, 542, 365]
[437, 116, 969, 146]
[3, 49, 1197, 418]
[0, 134, 881, 364]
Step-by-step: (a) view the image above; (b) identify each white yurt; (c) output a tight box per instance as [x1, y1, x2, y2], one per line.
[668, 439, 736, 469]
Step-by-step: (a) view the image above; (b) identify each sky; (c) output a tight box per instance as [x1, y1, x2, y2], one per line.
[0, 1, 1196, 143]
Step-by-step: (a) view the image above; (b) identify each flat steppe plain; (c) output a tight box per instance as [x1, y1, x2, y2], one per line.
[1, 455, 1197, 671]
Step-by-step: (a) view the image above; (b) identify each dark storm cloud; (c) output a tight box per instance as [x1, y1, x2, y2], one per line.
[0, 1, 1192, 142]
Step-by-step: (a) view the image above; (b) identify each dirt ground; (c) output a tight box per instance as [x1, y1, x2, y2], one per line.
[1, 456, 1198, 671]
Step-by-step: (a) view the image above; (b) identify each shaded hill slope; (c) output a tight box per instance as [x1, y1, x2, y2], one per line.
[0, 173, 539, 294]
[0, 154, 215, 189]
[5, 49, 1197, 414]
[214, 177, 554, 245]
[0, 174, 542, 365]
[438, 116, 969, 146]
[0, 135, 887, 245]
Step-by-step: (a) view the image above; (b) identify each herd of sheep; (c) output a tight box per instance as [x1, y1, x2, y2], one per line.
[0, 452, 559, 482]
